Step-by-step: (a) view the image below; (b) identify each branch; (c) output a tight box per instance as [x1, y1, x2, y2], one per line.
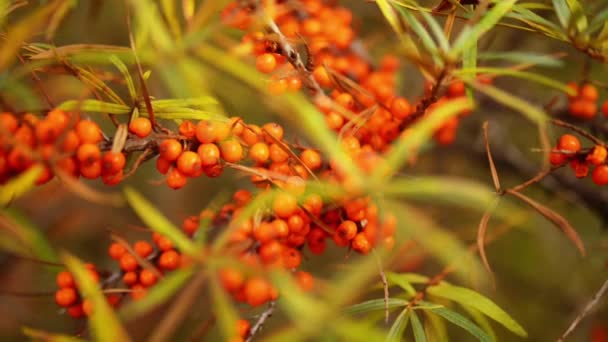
[245, 300, 276, 342]
[557, 278, 608, 342]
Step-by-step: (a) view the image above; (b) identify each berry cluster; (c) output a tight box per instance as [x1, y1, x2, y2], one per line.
[0, 110, 128, 186]
[54, 265, 120, 318]
[550, 134, 608, 185]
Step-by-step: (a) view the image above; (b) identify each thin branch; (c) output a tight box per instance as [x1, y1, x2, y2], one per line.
[245, 300, 276, 342]
[557, 278, 608, 342]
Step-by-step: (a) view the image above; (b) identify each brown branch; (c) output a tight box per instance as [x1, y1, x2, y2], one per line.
[557, 278, 608, 342]
[245, 300, 276, 342]
[551, 118, 606, 146]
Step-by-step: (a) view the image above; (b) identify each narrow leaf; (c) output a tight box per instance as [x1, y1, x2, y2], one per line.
[427, 306, 492, 342]
[0, 165, 42, 206]
[427, 283, 527, 337]
[386, 308, 410, 342]
[411, 311, 428, 342]
[22, 327, 85, 342]
[57, 100, 131, 115]
[344, 298, 408, 315]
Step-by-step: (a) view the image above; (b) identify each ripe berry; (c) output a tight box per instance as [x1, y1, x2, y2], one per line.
[76, 144, 101, 165]
[166, 167, 188, 189]
[55, 287, 78, 307]
[139, 269, 158, 287]
[602, 100, 608, 118]
[352, 232, 371, 254]
[119, 253, 139, 272]
[155, 235, 174, 251]
[122, 271, 138, 286]
[134, 241, 153, 258]
[158, 250, 180, 270]
[0, 112, 18, 133]
[587, 145, 607, 165]
[336, 220, 358, 240]
[131, 284, 147, 300]
[56, 271, 75, 288]
[236, 319, 251, 338]
[272, 192, 297, 218]
[108, 243, 127, 260]
[159, 139, 183, 161]
[220, 140, 244, 163]
[102, 170, 123, 185]
[447, 81, 466, 98]
[198, 143, 221, 166]
[558, 134, 581, 154]
[549, 148, 568, 165]
[179, 120, 196, 138]
[300, 149, 321, 170]
[101, 152, 126, 175]
[282, 247, 302, 268]
[256, 53, 277, 74]
[244, 277, 271, 307]
[75, 120, 102, 144]
[249, 142, 270, 163]
[220, 268, 245, 292]
[592, 165, 608, 185]
[67, 304, 85, 318]
[580, 84, 598, 102]
[177, 151, 202, 176]
[129, 117, 152, 138]
[156, 157, 171, 174]
[570, 159, 589, 178]
[295, 271, 314, 292]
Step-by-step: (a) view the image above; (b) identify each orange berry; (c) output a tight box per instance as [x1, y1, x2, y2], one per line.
[76, 143, 101, 165]
[195, 120, 230, 144]
[273, 192, 297, 218]
[129, 117, 152, 138]
[233, 189, 252, 207]
[580, 83, 599, 102]
[249, 142, 270, 163]
[158, 250, 180, 270]
[282, 247, 302, 269]
[570, 159, 589, 178]
[269, 143, 289, 163]
[569, 98, 587, 118]
[220, 139, 244, 163]
[336, 220, 357, 240]
[102, 169, 123, 185]
[236, 319, 251, 338]
[56, 271, 75, 288]
[61, 130, 80, 153]
[79, 160, 102, 179]
[241, 125, 261, 146]
[179, 120, 196, 138]
[82, 299, 94, 316]
[390, 97, 411, 120]
[156, 156, 172, 174]
[177, 151, 202, 176]
[587, 145, 607, 166]
[351, 232, 371, 254]
[253, 222, 277, 243]
[446, 81, 466, 98]
[300, 149, 321, 170]
[122, 271, 138, 286]
[262, 123, 284, 142]
[592, 165, 608, 185]
[603, 100, 608, 118]
[182, 215, 200, 235]
[259, 240, 284, 264]
[197, 143, 221, 166]
[120, 253, 138, 272]
[67, 304, 85, 318]
[108, 243, 127, 260]
[0, 112, 18, 133]
[166, 167, 188, 189]
[156, 235, 174, 251]
[566, 82, 579, 99]
[35, 119, 59, 143]
[75, 120, 102, 144]
[550, 148, 569, 165]
[134, 241, 153, 258]
[256, 53, 277, 74]
[287, 76, 302, 91]
[101, 152, 126, 175]
[219, 268, 245, 292]
[139, 269, 158, 287]
[244, 277, 271, 307]
[313, 66, 332, 87]
[159, 139, 183, 161]
[55, 288, 78, 307]
[558, 134, 581, 153]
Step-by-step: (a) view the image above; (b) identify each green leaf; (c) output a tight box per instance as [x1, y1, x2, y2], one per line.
[0, 165, 42, 206]
[343, 298, 408, 315]
[454, 67, 573, 93]
[509, 6, 568, 40]
[424, 311, 449, 342]
[565, 0, 588, 32]
[387, 272, 426, 296]
[462, 39, 477, 101]
[427, 283, 527, 337]
[0, 0, 63, 72]
[586, 7, 608, 34]
[375, 0, 421, 59]
[420, 10, 450, 52]
[151, 97, 218, 109]
[209, 273, 239, 341]
[552, 0, 571, 29]
[1, 208, 58, 264]
[110, 55, 137, 102]
[410, 311, 428, 342]
[22, 327, 85, 342]
[398, 8, 441, 63]
[452, 0, 518, 56]
[461, 305, 497, 341]
[61, 252, 131, 342]
[372, 97, 473, 183]
[57, 100, 131, 115]
[386, 308, 410, 342]
[120, 267, 195, 320]
[123, 187, 198, 256]
[477, 51, 564, 67]
[426, 306, 492, 342]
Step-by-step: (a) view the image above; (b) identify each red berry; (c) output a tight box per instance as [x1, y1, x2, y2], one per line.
[592, 165, 608, 185]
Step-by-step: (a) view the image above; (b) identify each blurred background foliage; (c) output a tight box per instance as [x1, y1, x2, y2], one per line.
[1, 0, 608, 341]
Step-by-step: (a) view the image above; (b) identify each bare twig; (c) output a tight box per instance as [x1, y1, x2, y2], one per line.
[245, 300, 276, 342]
[557, 278, 608, 342]
[372, 249, 390, 324]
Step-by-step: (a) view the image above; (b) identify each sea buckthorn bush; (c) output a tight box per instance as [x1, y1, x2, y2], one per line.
[2, 1, 608, 341]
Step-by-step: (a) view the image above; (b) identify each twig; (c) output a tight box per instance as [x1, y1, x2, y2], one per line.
[557, 278, 608, 342]
[551, 119, 605, 146]
[245, 300, 276, 342]
[372, 249, 390, 324]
